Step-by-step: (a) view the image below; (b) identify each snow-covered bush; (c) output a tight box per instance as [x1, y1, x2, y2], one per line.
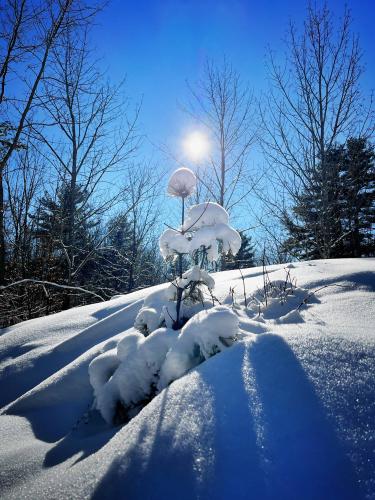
[134, 266, 215, 335]
[158, 306, 239, 389]
[159, 202, 241, 264]
[89, 328, 176, 424]
[89, 305, 239, 424]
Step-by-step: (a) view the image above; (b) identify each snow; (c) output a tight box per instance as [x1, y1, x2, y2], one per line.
[190, 223, 242, 262]
[159, 228, 190, 259]
[158, 306, 239, 389]
[0, 258, 374, 499]
[182, 202, 229, 230]
[90, 305, 239, 424]
[167, 167, 197, 198]
[159, 203, 241, 262]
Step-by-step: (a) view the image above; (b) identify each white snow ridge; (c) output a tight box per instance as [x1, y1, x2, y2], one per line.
[0, 258, 374, 500]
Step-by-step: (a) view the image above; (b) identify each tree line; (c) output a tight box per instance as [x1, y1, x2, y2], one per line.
[0, 1, 373, 327]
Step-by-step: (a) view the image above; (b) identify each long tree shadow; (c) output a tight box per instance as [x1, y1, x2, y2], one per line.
[306, 271, 375, 292]
[0, 300, 142, 409]
[249, 334, 363, 500]
[91, 386, 204, 500]
[43, 409, 119, 467]
[92, 343, 267, 500]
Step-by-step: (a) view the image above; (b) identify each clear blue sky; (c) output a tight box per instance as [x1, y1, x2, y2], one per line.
[92, 0, 374, 171]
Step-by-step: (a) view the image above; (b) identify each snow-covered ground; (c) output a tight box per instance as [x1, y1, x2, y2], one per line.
[0, 258, 374, 499]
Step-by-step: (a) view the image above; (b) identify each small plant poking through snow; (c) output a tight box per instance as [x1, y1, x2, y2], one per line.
[89, 167, 243, 425]
[247, 265, 309, 322]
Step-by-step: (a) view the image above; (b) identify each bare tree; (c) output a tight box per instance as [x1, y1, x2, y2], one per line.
[260, 3, 374, 258]
[0, 0, 98, 284]
[184, 59, 257, 212]
[31, 26, 140, 307]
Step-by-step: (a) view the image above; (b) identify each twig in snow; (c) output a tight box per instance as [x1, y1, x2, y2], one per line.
[238, 267, 248, 308]
[297, 283, 354, 310]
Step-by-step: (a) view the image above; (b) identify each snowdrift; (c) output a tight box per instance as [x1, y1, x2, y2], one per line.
[0, 258, 374, 499]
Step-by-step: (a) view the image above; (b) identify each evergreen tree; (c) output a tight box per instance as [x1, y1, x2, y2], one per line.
[340, 138, 375, 257]
[33, 182, 99, 306]
[282, 138, 374, 259]
[225, 232, 256, 269]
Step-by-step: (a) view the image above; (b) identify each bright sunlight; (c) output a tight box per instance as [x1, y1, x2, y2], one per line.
[182, 130, 211, 161]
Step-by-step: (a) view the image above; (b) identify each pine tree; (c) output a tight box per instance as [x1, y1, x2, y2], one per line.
[225, 233, 255, 269]
[282, 146, 343, 259]
[33, 182, 99, 306]
[282, 138, 374, 259]
[340, 138, 375, 257]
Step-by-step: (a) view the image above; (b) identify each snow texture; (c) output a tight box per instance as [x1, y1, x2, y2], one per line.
[0, 258, 375, 500]
[167, 167, 197, 198]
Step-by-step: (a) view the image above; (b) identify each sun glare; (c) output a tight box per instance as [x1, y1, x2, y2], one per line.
[183, 131, 210, 161]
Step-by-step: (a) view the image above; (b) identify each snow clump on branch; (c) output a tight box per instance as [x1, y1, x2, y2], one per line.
[159, 202, 241, 262]
[167, 167, 197, 198]
[182, 202, 229, 230]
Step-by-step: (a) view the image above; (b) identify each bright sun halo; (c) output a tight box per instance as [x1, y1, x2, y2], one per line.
[183, 131, 210, 161]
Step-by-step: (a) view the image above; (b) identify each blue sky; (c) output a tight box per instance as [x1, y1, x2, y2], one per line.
[92, 0, 374, 172]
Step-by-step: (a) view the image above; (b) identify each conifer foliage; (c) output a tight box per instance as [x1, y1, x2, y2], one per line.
[282, 138, 374, 259]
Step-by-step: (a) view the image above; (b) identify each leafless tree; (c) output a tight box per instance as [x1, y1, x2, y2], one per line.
[184, 58, 257, 212]
[30, 26, 141, 307]
[260, 3, 374, 258]
[0, 0, 98, 284]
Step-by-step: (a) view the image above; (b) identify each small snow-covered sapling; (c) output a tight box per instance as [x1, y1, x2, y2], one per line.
[166, 167, 197, 328]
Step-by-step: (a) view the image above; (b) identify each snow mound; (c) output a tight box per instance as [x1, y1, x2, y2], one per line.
[0, 258, 374, 499]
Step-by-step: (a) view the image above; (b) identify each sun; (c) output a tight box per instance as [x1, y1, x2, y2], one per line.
[182, 131, 210, 161]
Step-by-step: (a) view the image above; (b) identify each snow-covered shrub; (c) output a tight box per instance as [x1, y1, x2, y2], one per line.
[161, 169, 242, 329]
[134, 266, 215, 335]
[158, 306, 239, 389]
[247, 267, 308, 320]
[89, 168, 244, 425]
[159, 202, 241, 264]
[89, 328, 177, 424]
[89, 306, 239, 424]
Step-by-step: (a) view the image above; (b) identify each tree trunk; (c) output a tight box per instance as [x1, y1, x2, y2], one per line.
[0, 167, 5, 285]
